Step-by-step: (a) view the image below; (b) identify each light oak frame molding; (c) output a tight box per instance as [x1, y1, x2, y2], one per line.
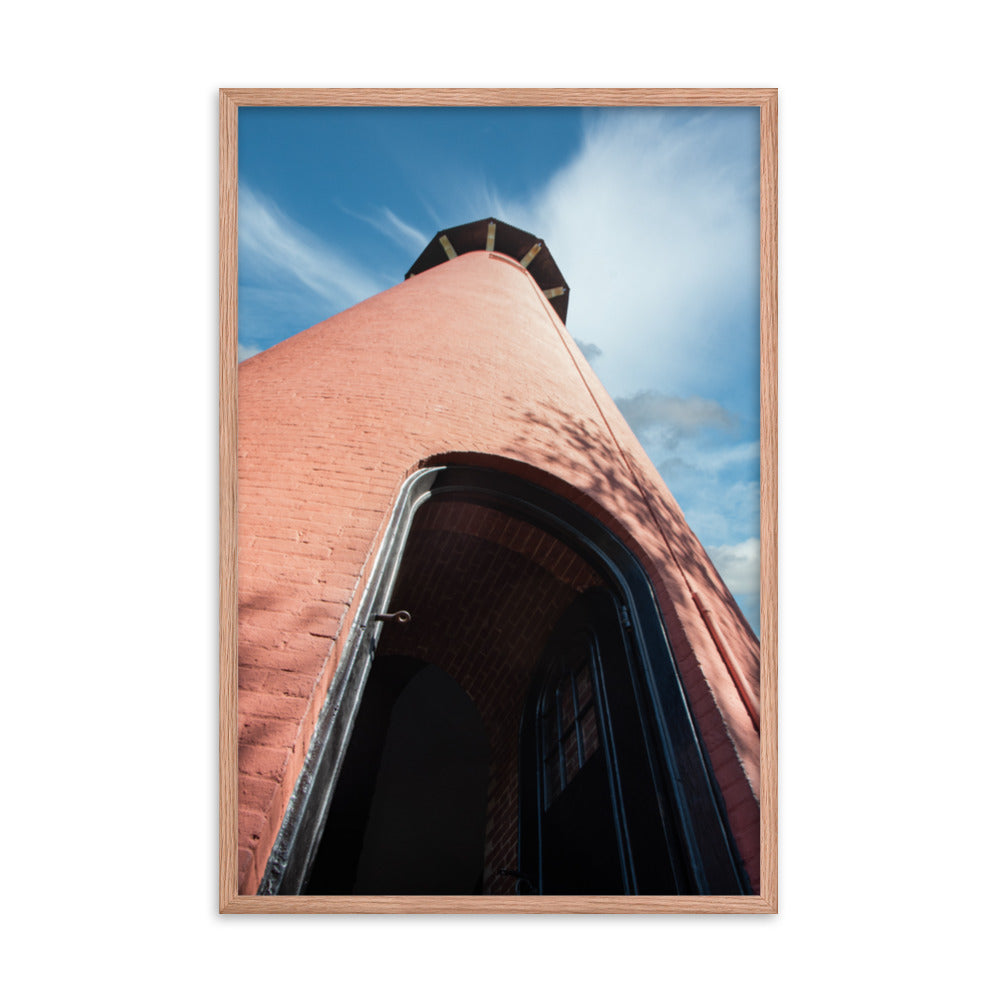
[219, 87, 777, 914]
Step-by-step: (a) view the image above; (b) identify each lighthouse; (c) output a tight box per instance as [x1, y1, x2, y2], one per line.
[237, 218, 760, 896]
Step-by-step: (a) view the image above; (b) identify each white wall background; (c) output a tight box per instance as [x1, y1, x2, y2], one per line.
[3, 3, 996, 997]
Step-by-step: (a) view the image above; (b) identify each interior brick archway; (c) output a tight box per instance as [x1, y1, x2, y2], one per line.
[375, 497, 603, 893]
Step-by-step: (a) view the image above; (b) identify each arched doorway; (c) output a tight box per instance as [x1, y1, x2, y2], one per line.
[259, 465, 749, 896]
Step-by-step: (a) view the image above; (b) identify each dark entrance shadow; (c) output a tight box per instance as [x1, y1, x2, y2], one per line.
[304, 656, 488, 895]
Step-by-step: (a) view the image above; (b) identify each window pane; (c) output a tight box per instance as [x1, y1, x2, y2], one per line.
[559, 683, 575, 736]
[563, 728, 580, 784]
[580, 704, 600, 763]
[540, 709, 558, 756]
[575, 663, 593, 709]
[544, 751, 561, 809]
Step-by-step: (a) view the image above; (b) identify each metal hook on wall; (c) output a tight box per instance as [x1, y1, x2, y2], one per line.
[368, 609, 412, 626]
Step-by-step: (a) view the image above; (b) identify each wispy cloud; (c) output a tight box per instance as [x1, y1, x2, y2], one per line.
[337, 202, 429, 254]
[239, 186, 385, 357]
[504, 109, 760, 402]
[381, 208, 427, 252]
[241, 186, 380, 310]
[615, 391, 735, 440]
[685, 439, 760, 475]
[386, 109, 758, 406]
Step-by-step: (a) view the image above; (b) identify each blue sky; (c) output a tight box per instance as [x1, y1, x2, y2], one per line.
[238, 106, 761, 633]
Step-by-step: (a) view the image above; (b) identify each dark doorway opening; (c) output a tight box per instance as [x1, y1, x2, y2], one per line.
[304, 656, 489, 895]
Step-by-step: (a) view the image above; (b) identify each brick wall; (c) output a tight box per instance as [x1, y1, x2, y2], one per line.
[237, 250, 761, 893]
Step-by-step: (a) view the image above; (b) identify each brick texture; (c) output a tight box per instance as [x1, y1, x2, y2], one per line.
[237, 250, 760, 893]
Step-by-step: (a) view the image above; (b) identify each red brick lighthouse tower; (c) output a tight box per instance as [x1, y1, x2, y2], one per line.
[237, 219, 760, 896]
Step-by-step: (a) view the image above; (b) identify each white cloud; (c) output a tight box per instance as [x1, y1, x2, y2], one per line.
[501, 109, 760, 400]
[692, 439, 760, 474]
[615, 391, 735, 439]
[240, 186, 381, 310]
[706, 537, 760, 597]
[380, 208, 427, 252]
[338, 202, 429, 254]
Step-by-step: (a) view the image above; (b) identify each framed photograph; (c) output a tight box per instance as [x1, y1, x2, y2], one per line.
[220, 88, 777, 913]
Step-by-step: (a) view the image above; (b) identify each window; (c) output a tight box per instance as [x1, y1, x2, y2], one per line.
[539, 639, 602, 810]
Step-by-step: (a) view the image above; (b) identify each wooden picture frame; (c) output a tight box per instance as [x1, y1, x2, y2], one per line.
[220, 88, 777, 913]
